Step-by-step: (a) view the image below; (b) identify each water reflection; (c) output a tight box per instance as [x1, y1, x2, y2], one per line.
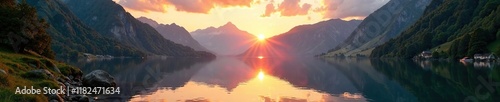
[67, 57, 213, 101]
[370, 59, 500, 102]
[129, 57, 367, 102]
[473, 61, 496, 68]
[68, 57, 500, 102]
[323, 58, 418, 102]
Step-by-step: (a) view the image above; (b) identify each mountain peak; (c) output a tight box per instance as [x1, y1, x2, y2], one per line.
[137, 16, 160, 28]
[221, 22, 238, 29]
[168, 23, 182, 28]
[137, 17, 157, 23]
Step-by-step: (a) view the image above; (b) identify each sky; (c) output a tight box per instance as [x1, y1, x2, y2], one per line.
[112, 0, 389, 37]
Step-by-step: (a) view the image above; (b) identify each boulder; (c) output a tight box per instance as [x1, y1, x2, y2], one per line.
[47, 94, 64, 102]
[68, 95, 90, 102]
[82, 70, 116, 87]
[77, 95, 90, 102]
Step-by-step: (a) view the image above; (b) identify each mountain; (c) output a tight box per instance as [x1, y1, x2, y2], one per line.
[137, 17, 210, 52]
[242, 19, 361, 58]
[25, 0, 143, 59]
[371, 0, 500, 58]
[322, 0, 432, 57]
[62, 0, 214, 57]
[191, 22, 256, 56]
[136, 17, 160, 28]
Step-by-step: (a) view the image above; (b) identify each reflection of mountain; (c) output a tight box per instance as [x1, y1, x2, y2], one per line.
[242, 57, 361, 94]
[190, 57, 254, 91]
[244, 57, 421, 102]
[324, 58, 417, 102]
[67, 58, 211, 101]
[370, 59, 500, 102]
[137, 17, 210, 52]
[191, 22, 256, 56]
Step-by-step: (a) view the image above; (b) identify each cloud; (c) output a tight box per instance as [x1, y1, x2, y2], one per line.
[118, 0, 169, 13]
[261, 3, 276, 17]
[277, 0, 311, 16]
[315, 0, 389, 19]
[261, 0, 312, 17]
[118, 0, 255, 13]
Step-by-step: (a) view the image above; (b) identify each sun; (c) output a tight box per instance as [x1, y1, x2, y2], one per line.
[257, 34, 266, 41]
[258, 69, 265, 81]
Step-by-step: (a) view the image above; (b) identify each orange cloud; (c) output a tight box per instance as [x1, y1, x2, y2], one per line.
[315, 0, 389, 19]
[276, 0, 311, 16]
[261, 0, 312, 17]
[118, 0, 169, 13]
[261, 3, 275, 17]
[118, 0, 255, 13]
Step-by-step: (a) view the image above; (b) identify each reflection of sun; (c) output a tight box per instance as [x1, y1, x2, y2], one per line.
[258, 34, 266, 41]
[258, 69, 265, 81]
[258, 56, 264, 59]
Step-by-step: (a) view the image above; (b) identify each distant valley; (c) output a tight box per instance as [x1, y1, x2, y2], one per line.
[191, 22, 256, 56]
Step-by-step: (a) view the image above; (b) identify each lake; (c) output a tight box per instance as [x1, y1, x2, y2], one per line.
[68, 57, 500, 102]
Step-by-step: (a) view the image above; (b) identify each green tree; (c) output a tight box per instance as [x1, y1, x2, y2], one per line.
[0, 0, 54, 59]
[497, 30, 500, 39]
[467, 29, 488, 56]
[432, 51, 440, 59]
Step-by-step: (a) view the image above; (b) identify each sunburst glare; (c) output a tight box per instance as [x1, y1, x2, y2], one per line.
[258, 69, 265, 81]
[258, 34, 266, 41]
[258, 56, 264, 59]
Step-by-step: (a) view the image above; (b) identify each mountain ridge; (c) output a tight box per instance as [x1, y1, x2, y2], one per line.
[371, 0, 500, 58]
[26, 0, 144, 59]
[242, 19, 362, 58]
[322, 0, 432, 57]
[63, 0, 214, 57]
[191, 22, 256, 56]
[137, 17, 210, 52]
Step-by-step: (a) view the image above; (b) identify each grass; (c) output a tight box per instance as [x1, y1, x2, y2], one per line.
[0, 48, 82, 102]
[430, 41, 453, 53]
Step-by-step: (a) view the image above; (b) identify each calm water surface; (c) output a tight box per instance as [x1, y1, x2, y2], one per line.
[68, 57, 500, 102]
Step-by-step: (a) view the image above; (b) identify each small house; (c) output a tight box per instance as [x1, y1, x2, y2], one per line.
[82, 53, 93, 58]
[473, 53, 496, 61]
[474, 54, 482, 60]
[418, 51, 433, 59]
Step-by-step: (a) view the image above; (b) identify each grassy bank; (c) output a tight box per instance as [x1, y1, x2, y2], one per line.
[0, 47, 81, 102]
